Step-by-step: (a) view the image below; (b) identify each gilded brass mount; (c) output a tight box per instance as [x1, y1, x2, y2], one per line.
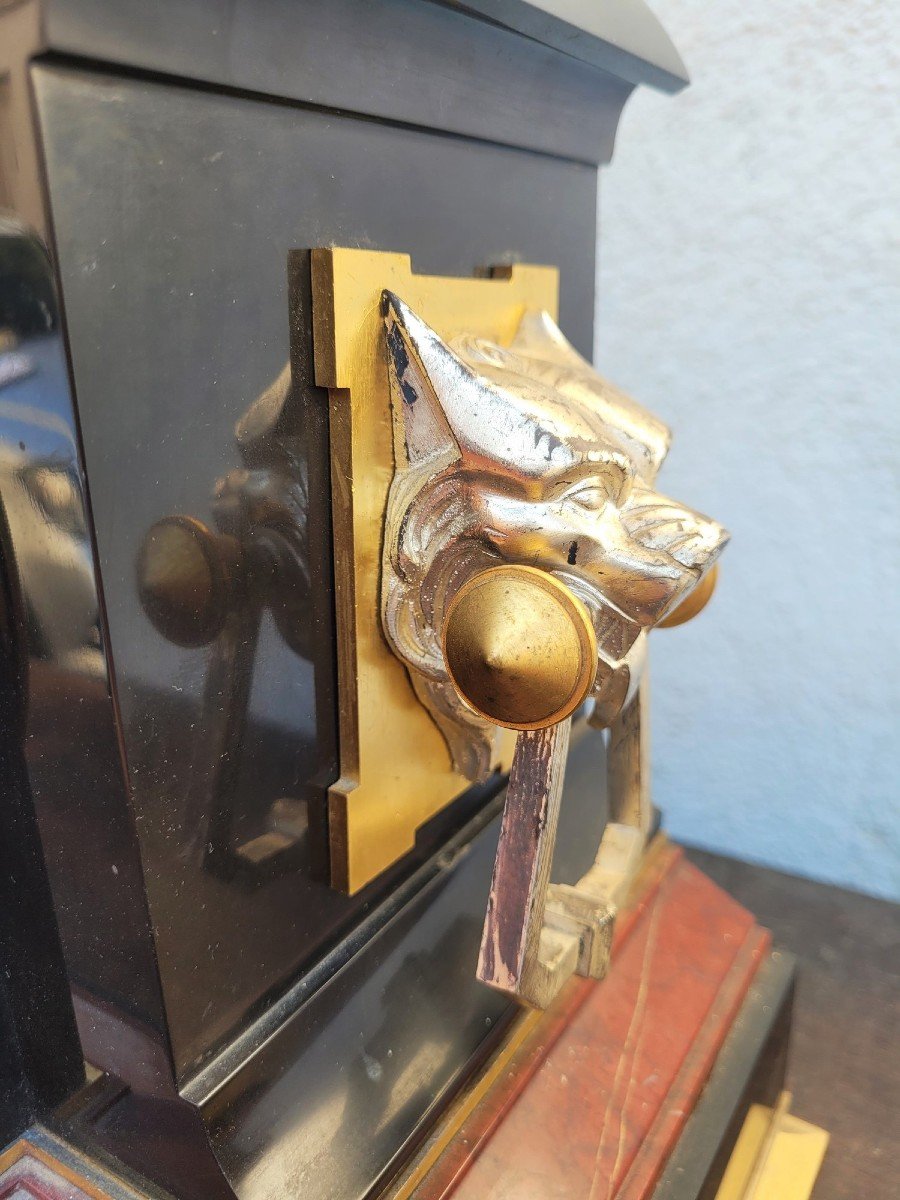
[312, 248, 727, 1006]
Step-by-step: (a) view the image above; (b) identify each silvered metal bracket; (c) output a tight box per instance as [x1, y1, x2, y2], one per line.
[479, 688, 652, 1009]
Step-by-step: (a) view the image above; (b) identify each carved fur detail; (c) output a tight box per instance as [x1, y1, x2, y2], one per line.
[380, 294, 728, 781]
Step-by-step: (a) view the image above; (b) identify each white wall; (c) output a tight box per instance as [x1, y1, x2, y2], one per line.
[597, 1, 899, 898]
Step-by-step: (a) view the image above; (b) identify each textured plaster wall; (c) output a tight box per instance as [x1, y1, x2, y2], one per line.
[597, 1, 899, 898]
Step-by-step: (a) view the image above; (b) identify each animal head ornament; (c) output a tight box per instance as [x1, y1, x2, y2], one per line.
[381, 293, 728, 780]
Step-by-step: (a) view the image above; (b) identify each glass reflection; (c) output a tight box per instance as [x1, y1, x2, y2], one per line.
[0, 217, 103, 685]
[0, 215, 169, 1042]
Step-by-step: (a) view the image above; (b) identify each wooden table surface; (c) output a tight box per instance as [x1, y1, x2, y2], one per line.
[684, 847, 899, 1200]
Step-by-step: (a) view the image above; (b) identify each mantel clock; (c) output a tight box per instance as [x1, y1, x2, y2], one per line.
[0, 3, 826, 1199]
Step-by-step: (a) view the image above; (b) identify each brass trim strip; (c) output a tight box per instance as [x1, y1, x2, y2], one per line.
[715, 1092, 829, 1200]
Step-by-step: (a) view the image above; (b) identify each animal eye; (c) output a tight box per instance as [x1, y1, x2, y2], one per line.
[564, 482, 608, 510]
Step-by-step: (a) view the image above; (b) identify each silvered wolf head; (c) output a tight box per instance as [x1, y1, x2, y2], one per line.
[381, 294, 728, 780]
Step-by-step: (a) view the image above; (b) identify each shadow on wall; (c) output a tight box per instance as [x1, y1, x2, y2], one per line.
[596, 0, 900, 900]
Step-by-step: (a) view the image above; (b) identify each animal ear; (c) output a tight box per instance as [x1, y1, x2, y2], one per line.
[382, 292, 464, 468]
[510, 309, 588, 370]
[511, 309, 672, 482]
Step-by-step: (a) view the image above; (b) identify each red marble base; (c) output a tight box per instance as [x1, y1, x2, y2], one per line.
[400, 843, 772, 1200]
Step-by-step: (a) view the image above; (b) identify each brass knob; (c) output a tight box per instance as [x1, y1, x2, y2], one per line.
[442, 565, 597, 730]
[137, 516, 240, 647]
[657, 564, 719, 629]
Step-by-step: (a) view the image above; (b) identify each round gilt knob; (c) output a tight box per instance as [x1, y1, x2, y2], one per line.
[442, 565, 597, 731]
[657, 564, 719, 629]
[137, 516, 240, 648]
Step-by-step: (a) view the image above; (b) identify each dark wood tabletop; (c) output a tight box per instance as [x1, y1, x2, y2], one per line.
[684, 847, 899, 1200]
